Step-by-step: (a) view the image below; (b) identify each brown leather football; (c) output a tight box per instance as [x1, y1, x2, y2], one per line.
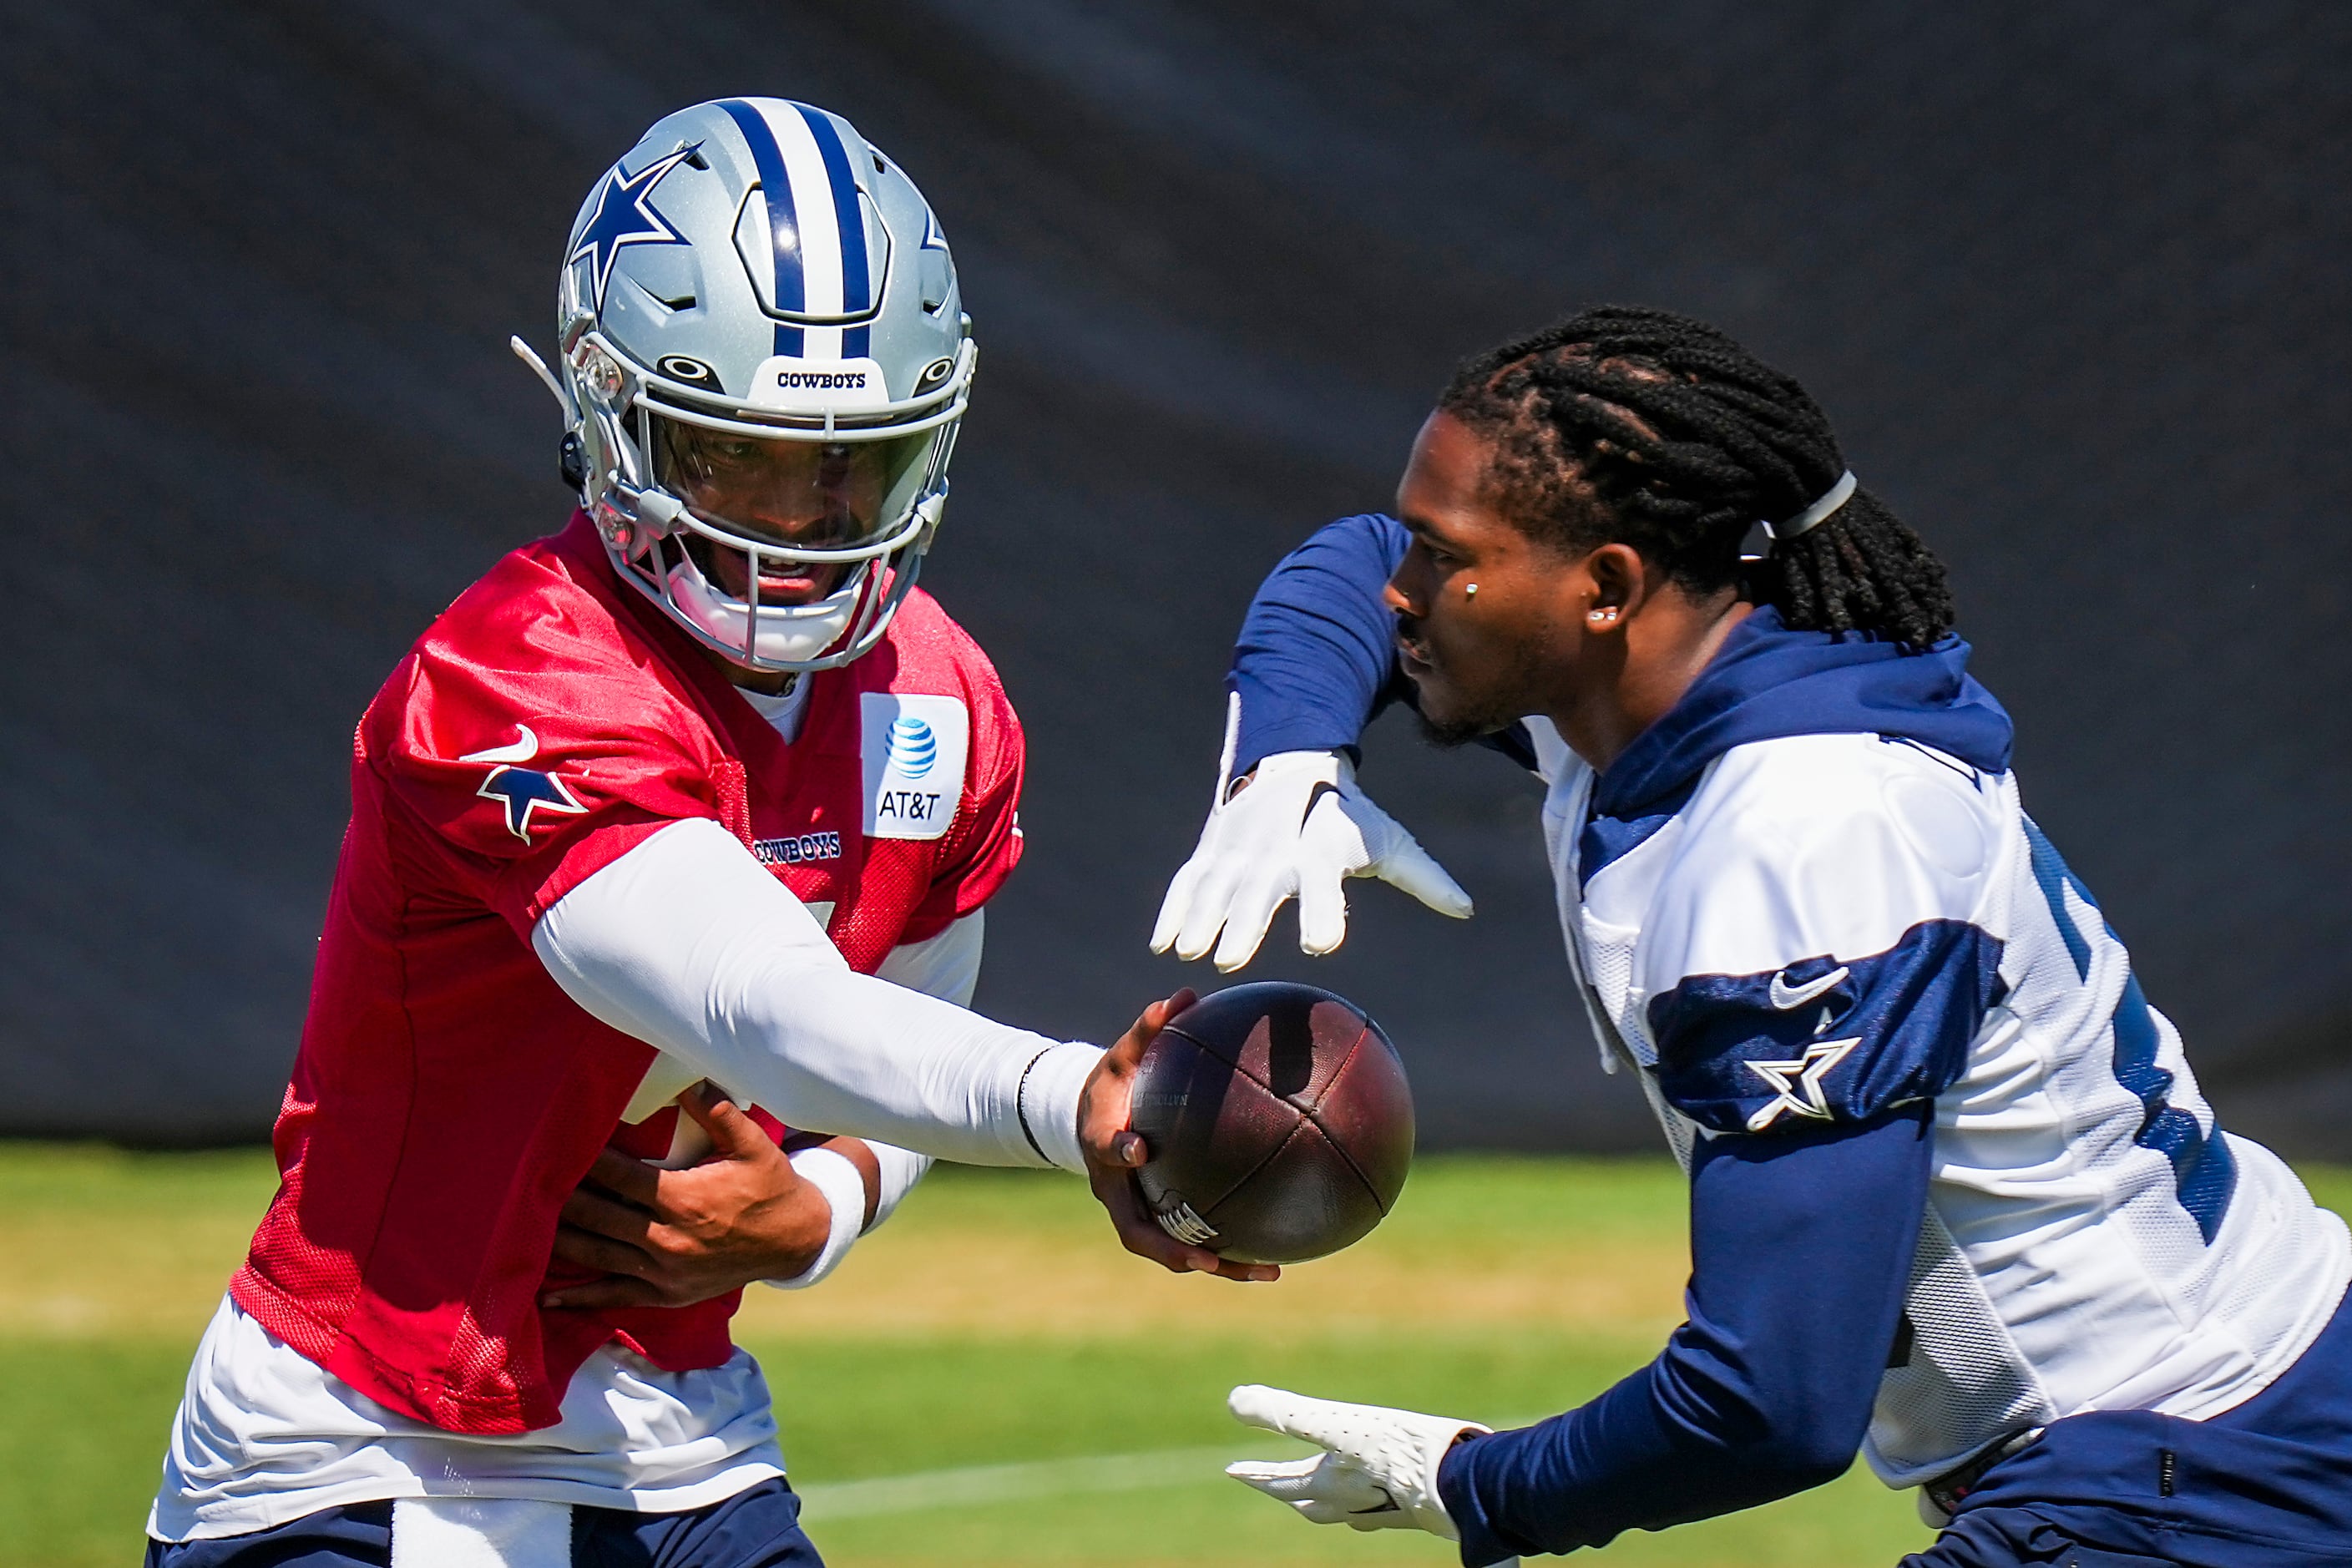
[1129, 982, 1414, 1265]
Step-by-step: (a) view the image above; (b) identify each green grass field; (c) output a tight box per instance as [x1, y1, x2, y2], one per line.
[13, 1146, 2352, 1568]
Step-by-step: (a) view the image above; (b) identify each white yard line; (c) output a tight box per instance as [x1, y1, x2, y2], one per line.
[797, 1417, 1549, 1520]
[797, 1443, 1284, 1519]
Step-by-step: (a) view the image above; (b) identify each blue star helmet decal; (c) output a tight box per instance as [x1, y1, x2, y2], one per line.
[569, 145, 698, 312]
[459, 726, 590, 841]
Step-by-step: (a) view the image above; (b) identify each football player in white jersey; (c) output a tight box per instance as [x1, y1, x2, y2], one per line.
[1155, 306, 2352, 1566]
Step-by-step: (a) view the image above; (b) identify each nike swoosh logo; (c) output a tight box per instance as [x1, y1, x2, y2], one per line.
[460, 725, 540, 766]
[1768, 964, 1850, 1011]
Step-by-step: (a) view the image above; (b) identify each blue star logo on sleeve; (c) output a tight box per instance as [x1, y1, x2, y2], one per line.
[1743, 1037, 1860, 1131]
[567, 145, 697, 311]
[459, 726, 589, 841]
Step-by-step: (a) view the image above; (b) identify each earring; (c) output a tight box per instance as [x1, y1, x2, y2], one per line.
[1464, 583, 1479, 598]
[1590, 607, 1616, 622]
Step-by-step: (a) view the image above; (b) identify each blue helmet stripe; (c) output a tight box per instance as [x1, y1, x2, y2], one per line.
[797, 104, 872, 315]
[717, 99, 807, 357]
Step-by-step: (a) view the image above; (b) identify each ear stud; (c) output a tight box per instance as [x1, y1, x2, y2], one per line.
[1464, 583, 1479, 598]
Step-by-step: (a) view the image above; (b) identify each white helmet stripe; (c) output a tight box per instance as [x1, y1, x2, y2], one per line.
[713, 99, 806, 355]
[795, 104, 876, 316]
[756, 101, 848, 319]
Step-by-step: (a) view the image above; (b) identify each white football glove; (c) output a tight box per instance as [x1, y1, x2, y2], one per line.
[1152, 695, 1472, 972]
[1225, 1384, 1489, 1539]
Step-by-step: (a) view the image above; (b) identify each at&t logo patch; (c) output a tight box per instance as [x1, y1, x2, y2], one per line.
[860, 693, 968, 842]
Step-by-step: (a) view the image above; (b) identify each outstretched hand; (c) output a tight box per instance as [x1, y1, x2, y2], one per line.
[1225, 1383, 1488, 1540]
[542, 1083, 852, 1311]
[1078, 990, 1278, 1284]
[1153, 745, 1472, 973]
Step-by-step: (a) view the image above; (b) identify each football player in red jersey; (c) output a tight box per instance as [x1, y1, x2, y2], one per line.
[144, 99, 1248, 1568]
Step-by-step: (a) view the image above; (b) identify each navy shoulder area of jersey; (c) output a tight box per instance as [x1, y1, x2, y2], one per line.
[1621, 737, 2011, 1136]
[1590, 610, 2017, 1136]
[1646, 922, 2006, 1134]
[1582, 604, 2013, 885]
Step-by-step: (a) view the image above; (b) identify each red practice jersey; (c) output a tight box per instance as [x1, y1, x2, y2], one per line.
[233, 513, 1024, 1434]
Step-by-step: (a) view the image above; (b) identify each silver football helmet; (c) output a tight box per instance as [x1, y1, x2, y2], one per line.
[513, 98, 974, 673]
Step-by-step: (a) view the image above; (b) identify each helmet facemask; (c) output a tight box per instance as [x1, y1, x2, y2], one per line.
[572, 332, 966, 675]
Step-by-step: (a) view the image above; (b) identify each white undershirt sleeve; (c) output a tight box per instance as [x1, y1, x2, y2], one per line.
[846, 910, 989, 1228]
[874, 908, 986, 1009]
[533, 817, 1097, 1173]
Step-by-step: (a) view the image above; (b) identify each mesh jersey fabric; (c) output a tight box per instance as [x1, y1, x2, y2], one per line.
[232, 512, 1025, 1436]
[1544, 731, 2349, 1485]
[150, 910, 983, 1543]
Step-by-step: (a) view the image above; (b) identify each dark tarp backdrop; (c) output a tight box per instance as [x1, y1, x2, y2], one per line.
[4, 2, 2347, 1150]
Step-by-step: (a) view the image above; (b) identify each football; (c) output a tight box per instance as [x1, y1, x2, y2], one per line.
[1129, 982, 1414, 1265]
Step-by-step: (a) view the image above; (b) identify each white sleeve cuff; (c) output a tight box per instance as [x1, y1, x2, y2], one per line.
[1018, 1041, 1104, 1175]
[766, 1147, 867, 1291]
[867, 1143, 933, 1232]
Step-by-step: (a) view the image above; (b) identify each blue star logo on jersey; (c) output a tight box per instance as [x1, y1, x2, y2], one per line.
[568, 145, 698, 311]
[1743, 1037, 1859, 1131]
[459, 726, 589, 841]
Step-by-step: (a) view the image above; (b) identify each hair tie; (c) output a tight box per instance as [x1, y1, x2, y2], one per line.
[1763, 470, 1857, 541]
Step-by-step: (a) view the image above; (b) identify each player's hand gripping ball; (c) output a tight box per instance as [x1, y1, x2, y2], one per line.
[1128, 983, 1414, 1265]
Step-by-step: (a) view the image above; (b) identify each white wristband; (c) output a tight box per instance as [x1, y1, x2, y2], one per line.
[766, 1147, 867, 1291]
[1018, 1041, 1105, 1175]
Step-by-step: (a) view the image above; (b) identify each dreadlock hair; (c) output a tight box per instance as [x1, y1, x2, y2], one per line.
[1436, 305, 1955, 647]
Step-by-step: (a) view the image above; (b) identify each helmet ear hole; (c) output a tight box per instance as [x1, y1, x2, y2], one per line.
[559, 431, 587, 492]
[915, 357, 954, 392]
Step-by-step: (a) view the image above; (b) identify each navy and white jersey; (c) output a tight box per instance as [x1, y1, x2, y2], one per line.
[1220, 513, 2352, 1562]
[1531, 716, 2349, 1484]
